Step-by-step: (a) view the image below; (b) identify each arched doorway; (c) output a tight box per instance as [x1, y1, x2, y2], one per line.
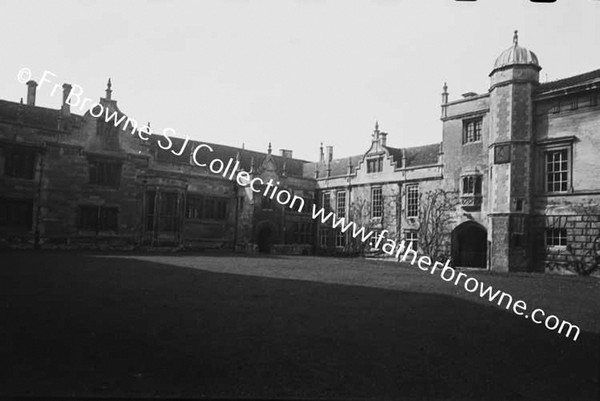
[257, 224, 275, 253]
[452, 221, 487, 268]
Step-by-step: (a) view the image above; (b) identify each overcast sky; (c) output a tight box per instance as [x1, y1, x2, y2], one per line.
[2, 0, 599, 161]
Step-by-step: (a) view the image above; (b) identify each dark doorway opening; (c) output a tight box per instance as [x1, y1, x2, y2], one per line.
[257, 224, 275, 253]
[452, 221, 487, 268]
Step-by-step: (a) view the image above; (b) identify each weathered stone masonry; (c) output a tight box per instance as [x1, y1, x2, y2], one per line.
[1, 32, 599, 273]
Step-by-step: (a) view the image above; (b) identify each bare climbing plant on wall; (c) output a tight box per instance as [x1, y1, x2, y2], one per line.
[544, 201, 600, 276]
[415, 189, 459, 262]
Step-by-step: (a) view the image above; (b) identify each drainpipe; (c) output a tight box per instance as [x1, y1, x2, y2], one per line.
[233, 180, 239, 252]
[33, 144, 46, 250]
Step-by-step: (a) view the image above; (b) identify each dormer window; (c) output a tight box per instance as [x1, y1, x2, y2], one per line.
[463, 118, 482, 144]
[366, 157, 383, 173]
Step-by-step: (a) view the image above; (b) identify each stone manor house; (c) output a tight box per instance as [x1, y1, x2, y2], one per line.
[1, 32, 599, 273]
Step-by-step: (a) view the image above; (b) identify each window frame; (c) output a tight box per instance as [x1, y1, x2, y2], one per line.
[335, 229, 346, 248]
[405, 230, 418, 251]
[0, 198, 33, 229]
[186, 195, 204, 220]
[462, 118, 483, 144]
[4, 148, 36, 180]
[545, 228, 567, 247]
[461, 175, 482, 195]
[78, 205, 119, 232]
[88, 159, 122, 187]
[202, 196, 228, 220]
[406, 185, 419, 218]
[322, 192, 331, 213]
[544, 148, 570, 194]
[158, 192, 178, 232]
[371, 187, 383, 218]
[319, 227, 329, 247]
[336, 190, 346, 218]
[366, 156, 383, 174]
[295, 223, 312, 244]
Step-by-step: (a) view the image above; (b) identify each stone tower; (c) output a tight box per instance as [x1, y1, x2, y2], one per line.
[488, 31, 541, 272]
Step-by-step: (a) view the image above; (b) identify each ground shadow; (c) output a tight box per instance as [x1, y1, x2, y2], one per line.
[0, 252, 598, 400]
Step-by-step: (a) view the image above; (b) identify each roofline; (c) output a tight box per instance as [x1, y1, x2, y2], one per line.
[488, 63, 542, 77]
[444, 92, 489, 107]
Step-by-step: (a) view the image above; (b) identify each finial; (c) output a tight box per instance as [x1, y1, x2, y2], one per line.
[513, 30, 518, 46]
[268, 142, 272, 154]
[106, 78, 112, 100]
[242, 142, 245, 150]
[375, 120, 379, 132]
[443, 82, 448, 93]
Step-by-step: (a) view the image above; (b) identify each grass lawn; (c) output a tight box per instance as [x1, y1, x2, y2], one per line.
[0, 251, 598, 400]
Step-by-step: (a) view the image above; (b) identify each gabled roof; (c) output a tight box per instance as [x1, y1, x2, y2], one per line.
[384, 143, 441, 168]
[305, 142, 441, 179]
[303, 154, 363, 178]
[149, 135, 310, 179]
[0, 100, 82, 131]
[537, 69, 600, 94]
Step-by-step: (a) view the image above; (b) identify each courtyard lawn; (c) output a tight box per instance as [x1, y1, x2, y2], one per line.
[0, 251, 598, 400]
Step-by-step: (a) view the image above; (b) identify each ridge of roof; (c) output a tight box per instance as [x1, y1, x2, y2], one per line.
[537, 68, 600, 93]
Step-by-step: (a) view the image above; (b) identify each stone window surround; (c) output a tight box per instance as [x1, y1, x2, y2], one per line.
[335, 229, 346, 247]
[404, 230, 418, 251]
[3, 146, 38, 180]
[319, 227, 328, 247]
[321, 191, 331, 213]
[406, 184, 419, 218]
[546, 227, 568, 248]
[460, 172, 483, 210]
[371, 186, 383, 218]
[78, 205, 119, 232]
[366, 156, 383, 173]
[87, 157, 122, 188]
[336, 190, 346, 218]
[462, 117, 483, 144]
[535, 136, 575, 195]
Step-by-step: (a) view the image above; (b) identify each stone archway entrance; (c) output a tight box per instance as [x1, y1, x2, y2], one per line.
[257, 224, 275, 253]
[452, 221, 487, 268]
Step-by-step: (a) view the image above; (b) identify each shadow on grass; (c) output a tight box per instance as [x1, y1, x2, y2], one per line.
[0, 252, 598, 400]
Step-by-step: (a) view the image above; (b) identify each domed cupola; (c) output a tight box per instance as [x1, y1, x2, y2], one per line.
[491, 31, 541, 75]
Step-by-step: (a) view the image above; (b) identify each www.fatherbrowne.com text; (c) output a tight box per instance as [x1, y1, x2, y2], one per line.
[19, 68, 582, 342]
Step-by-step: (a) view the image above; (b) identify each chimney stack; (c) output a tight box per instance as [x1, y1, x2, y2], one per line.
[62, 84, 72, 116]
[326, 145, 333, 162]
[380, 132, 387, 146]
[26, 80, 37, 106]
[280, 149, 293, 158]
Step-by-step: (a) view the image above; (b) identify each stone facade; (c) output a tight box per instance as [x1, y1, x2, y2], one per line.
[1, 32, 599, 272]
[0, 84, 316, 253]
[311, 32, 600, 273]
